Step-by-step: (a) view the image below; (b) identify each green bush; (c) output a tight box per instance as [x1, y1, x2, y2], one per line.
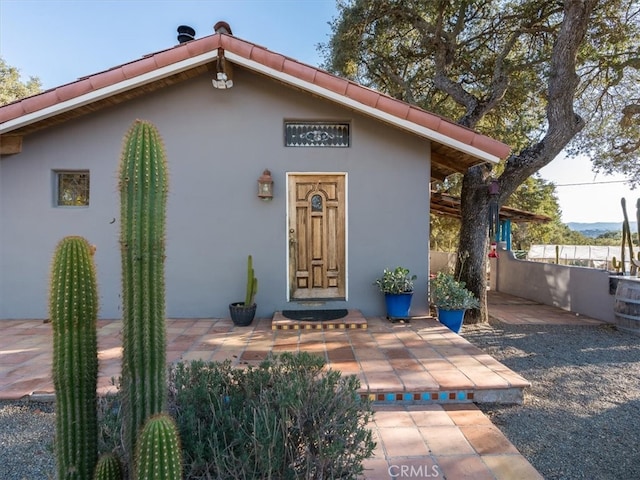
[168, 352, 375, 479]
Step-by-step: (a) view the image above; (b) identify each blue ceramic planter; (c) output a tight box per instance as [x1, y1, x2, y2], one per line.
[438, 308, 466, 333]
[384, 292, 413, 318]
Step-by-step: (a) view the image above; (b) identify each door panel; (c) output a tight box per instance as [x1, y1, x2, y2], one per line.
[288, 174, 345, 299]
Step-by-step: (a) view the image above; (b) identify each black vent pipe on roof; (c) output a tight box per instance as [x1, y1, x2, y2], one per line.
[177, 25, 196, 43]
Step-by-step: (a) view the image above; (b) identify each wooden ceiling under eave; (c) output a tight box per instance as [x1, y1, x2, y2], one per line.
[431, 191, 552, 224]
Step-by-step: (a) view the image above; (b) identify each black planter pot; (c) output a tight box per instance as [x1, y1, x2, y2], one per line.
[229, 302, 257, 326]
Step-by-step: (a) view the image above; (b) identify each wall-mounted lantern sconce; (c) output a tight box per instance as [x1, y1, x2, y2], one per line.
[212, 47, 233, 89]
[257, 169, 274, 201]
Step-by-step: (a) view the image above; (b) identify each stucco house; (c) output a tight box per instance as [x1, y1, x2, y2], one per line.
[0, 22, 510, 320]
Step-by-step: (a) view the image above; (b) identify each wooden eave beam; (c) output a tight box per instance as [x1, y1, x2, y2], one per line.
[0, 135, 22, 155]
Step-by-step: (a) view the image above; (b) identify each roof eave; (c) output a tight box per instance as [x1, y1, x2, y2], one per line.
[223, 51, 501, 165]
[0, 50, 218, 135]
[0, 37, 504, 166]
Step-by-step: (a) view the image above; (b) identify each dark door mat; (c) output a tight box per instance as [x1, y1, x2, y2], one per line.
[282, 309, 349, 322]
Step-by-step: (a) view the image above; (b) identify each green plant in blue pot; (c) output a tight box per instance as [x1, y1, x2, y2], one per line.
[429, 271, 480, 333]
[374, 267, 417, 319]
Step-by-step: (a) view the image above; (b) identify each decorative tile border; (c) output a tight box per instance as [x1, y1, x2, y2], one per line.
[272, 322, 367, 331]
[360, 390, 475, 404]
[271, 310, 368, 331]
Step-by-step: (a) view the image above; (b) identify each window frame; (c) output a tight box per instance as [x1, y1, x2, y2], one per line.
[54, 170, 91, 207]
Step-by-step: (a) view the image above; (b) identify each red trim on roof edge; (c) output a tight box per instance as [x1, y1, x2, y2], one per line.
[0, 30, 510, 161]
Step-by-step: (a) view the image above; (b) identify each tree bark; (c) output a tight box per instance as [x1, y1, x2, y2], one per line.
[458, 0, 597, 323]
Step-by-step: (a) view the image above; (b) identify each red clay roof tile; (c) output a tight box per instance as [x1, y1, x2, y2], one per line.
[55, 78, 94, 102]
[88, 67, 127, 90]
[0, 102, 25, 121]
[375, 95, 411, 120]
[282, 59, 316, 83]
[153, 45, 192, 68]
[314, 70, 349, 96]
[407, 107, 441, 131]
[186, 35, 217, 57]
[437, 120, 475, 145]
[220, 35, 251, 57]
[121, 56, 159, 79]
[21, 93, 58, 114]
[0, 28, 510, 162]
[344, 83, 379, 108]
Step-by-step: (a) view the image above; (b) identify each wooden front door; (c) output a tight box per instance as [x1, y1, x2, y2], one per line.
[288, 174, 346, 299]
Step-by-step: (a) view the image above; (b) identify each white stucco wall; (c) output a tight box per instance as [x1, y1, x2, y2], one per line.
[0, 67, 431, 319]
[491, 249, 615, 323]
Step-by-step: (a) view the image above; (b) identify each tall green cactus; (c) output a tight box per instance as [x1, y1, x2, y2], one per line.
[50, 236, 99, 480]
[134, 414, 182, 480]
[118, 119, 169, 465]
[93, 453, 123, 480]
[245, 254, 258, 306]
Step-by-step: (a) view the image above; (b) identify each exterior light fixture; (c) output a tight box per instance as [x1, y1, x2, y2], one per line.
[212, 47, 233, 89]
[257, 169, 274, 201]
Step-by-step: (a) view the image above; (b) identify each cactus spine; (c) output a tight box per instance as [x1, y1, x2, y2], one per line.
[244, 254, 258, 306]
[118, 120, 169, 465]
[93, 453, 123, 480]
[134, 414, 183, 480]
[50, 236, 99, 480]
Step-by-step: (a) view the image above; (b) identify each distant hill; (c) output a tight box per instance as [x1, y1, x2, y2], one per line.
[567, 222, 635, 238]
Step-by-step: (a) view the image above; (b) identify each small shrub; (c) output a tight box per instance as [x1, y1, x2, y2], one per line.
[168, 352, 375, 479]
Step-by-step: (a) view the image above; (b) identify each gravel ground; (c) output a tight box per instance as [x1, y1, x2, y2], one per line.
[0, 401, 55, 480]
[464, 319, 640, 480]
[2, 319, 639, 479]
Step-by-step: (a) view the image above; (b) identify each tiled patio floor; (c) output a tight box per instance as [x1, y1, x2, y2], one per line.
[0, 315, 530, 403]
[2, 291, 588, 479]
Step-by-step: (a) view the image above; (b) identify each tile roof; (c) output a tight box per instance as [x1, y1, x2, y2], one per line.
[0, 28, 511, 176]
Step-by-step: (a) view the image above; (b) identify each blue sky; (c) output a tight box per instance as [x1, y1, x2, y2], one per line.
[1, 0, 636, 224]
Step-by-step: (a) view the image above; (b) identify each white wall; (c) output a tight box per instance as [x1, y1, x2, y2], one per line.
[491, 249, 615, 323]
[429, 251, 456, 274]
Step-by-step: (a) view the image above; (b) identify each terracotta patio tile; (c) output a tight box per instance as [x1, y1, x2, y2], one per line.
[460, 425, 521, 455]
[436, 455, 495, 480]
[182, 350, 214, 361]
[407, 405, 456, 427]
[428, 369, 475, 389]
[384, 457, 442, 479]
[482, 454, 544, 479]
[377, 426, 430, 457]
[421, 426, 476, 455]
[359, 359, 394, 373]
[365, 373, 404, 391]
[442, 404, 493, 425]
[398, 370, 439, 391]
[373, 409, 416, 428]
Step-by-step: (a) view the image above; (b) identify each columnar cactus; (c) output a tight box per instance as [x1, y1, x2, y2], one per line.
[245, 254, 258, 306]
[50, 236, 99, 480]
[118, 119, 169, 464]
[134, 414, 183, 480]
[93, 453, 123, 480]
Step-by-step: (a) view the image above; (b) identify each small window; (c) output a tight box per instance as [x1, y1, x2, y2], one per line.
[284, 122, 350, 147]
[55, 171, 90, 206]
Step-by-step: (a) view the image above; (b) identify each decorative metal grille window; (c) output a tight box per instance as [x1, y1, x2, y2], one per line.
[56, 171, 90, 206]
[285, 122, 350, 147]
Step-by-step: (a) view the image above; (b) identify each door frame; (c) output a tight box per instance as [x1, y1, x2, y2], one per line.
[285, 172, 348, 302]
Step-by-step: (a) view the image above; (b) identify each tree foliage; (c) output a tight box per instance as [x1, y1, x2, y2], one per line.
[0, 57, 41, 105]
[324, 0, 638, 322]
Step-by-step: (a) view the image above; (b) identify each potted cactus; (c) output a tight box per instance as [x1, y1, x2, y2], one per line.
[229, 255, 258, 326]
